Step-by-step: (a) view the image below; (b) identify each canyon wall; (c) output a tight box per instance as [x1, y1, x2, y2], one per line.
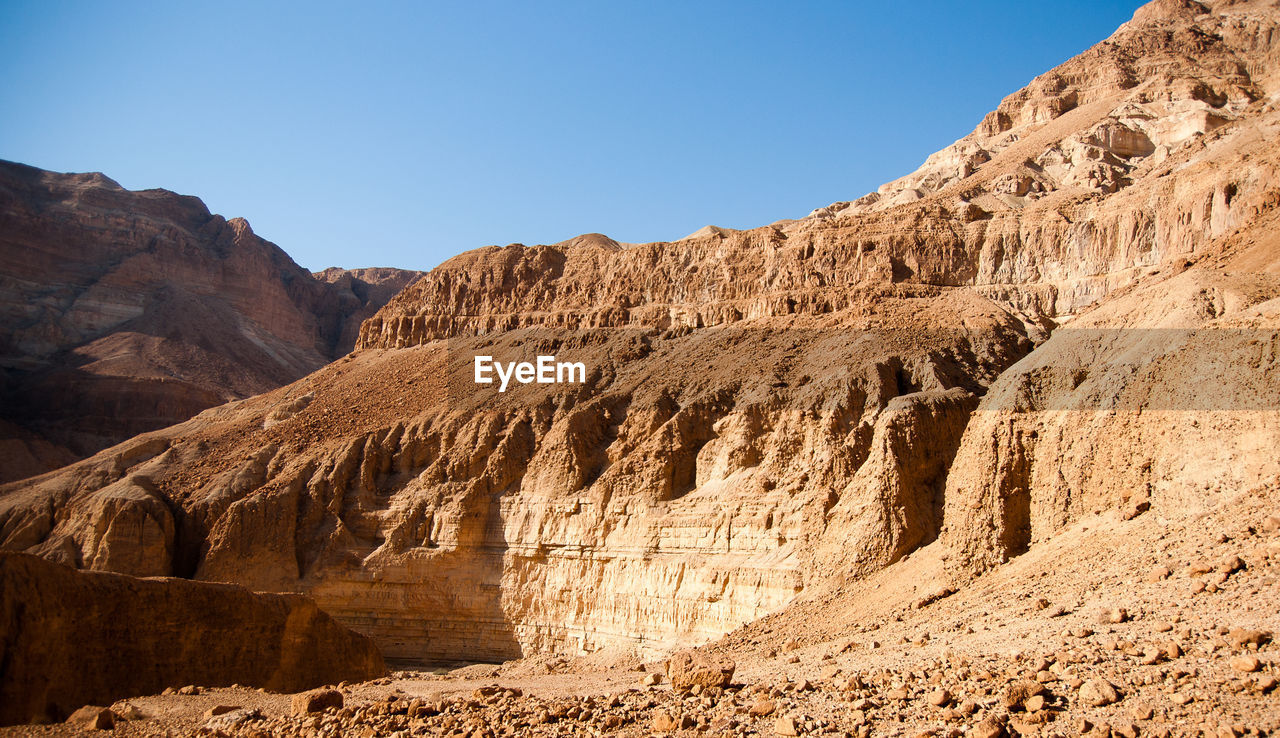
[1, 0, 1278, 667]
[0, 552, 384, 726]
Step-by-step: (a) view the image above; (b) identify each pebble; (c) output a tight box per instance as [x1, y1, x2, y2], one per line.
[1229, 656, 1260, 673]
[1079, 678, 1121, 706]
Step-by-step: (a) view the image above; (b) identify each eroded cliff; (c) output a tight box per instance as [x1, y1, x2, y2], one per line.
[2, 0, 1279, 671]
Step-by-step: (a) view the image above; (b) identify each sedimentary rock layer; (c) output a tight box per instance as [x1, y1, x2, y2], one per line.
[0, 552, 384, 726]
[2, 0, 1278, 669]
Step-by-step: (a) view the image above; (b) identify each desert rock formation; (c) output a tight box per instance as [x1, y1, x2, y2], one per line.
[0, 4, 1278, 736]
[0, 552, 384, 726]
[0, 160, 420, 483]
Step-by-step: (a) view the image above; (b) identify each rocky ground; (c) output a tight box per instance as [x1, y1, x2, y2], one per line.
[5, 490, 1273, 738]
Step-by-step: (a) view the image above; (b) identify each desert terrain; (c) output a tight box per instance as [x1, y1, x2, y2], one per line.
[1, 0, 1278, 736]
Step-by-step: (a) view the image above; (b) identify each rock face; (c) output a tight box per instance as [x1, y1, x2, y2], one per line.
[1, 0, 1279, 673]
[0, 160, 421, 483]
[0, 552, 384, 726]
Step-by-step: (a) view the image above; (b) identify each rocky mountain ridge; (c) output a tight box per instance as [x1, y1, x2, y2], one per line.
[0, 160, 421, 483]
[360, 0, 1278, 351]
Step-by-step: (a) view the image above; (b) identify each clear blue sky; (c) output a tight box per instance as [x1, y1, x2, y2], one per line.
[0, 1, 1146, 272]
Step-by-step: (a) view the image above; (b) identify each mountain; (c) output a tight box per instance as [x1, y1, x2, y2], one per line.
[0, 160, 421, 483]
[2, 0, 1278, 733]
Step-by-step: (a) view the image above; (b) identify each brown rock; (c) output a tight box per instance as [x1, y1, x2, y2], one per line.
[1079, 678, 1121, 707]
[202, 708, 263, 732]
[928, 688, 952, 706]
[1216, 555, 1245, 575]
[1229, 656, 1261, 673]
[972, 714, 1006, 738]
[749, 699, 778, 717]
[652, 710, 679, 732]
[0, 553, 382, 727]
[290, 688, 344, 715]
[203, 705, 240, 718]
[1104, 607, 1129, 624]
[6, 1, 1280, 707]
[0, 161, 420, 484]
[666, 650, 735, 693]
[774, 716, 801, 736]
[1226, 628, 1272, 649]
[1004, 679, 1046, 710]
[65, 705, 116, 730]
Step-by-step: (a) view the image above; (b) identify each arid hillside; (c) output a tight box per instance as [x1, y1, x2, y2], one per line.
[0, 160, 421, 483]
[0, 0, 1278, 735]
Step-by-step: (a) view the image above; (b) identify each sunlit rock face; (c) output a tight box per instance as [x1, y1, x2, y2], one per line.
[3, 0, 1280, 665]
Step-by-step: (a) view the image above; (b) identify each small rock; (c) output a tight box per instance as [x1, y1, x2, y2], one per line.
[1024, 695, 1046, 712]
[291, 688, 343, 715]
[971, 714, 1006, 738]
[1146, 566, 1172, 583]
[1187, 562, 1213, 576]
[1122, 500, 1151, 520]
[1216, 555, 1245, 575]
[203, 705, 240, 718]
[1227, 628, 1272, 649]
[774, 716, 801, 736]
[1131, 703, 1154, 720]
[177, 685, 200, 695]
[1079, 678, 1121, 706]
[1113, 719, 1139, 738]
[1105, 607, 1129, 624]
[749, 699, 778, 717]
[928, 688, 952, 706]
[652, 709, 679, 732]
[642, 672, 662, 686]
[1229, 656, 1261, 673]
[65, 706, 117, 730]
[1004, 679, 1045, 710]
[203, 708, 263, 732]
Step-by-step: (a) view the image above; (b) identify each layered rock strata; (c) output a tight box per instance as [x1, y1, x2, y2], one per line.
[2, 0, 1279, 669]
[0, 552, 384, 726]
